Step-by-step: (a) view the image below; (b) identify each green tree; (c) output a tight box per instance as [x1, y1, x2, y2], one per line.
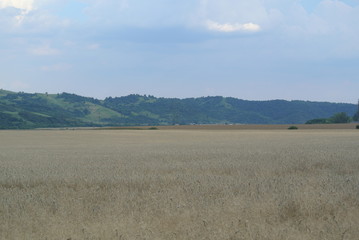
[329, 112, 351, 123]
[353, 112, 359, 122]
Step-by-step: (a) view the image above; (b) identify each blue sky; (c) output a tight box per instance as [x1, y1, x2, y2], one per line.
[1, 0, 359, 103]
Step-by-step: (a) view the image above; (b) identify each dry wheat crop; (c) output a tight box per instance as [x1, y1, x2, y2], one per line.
[1, 129, 359, 239]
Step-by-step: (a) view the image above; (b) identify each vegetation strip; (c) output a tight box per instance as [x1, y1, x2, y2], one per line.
[0, 89, 357, 129]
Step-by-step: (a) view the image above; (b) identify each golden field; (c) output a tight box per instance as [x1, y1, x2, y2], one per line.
[0, 128, 359, 239]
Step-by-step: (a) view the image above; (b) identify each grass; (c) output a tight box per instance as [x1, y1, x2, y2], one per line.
[84, 102, 125, 124]
[0, 129, 358, 239]
[154, 123, 358, 130]
[97, 127, 158, 130]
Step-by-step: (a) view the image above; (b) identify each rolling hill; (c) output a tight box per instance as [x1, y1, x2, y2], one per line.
[0, 89, 356, 129]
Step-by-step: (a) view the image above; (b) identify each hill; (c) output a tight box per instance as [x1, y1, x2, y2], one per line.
[0, 89, 356, 129]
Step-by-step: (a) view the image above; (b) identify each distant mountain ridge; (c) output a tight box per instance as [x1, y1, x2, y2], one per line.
[0, 89, 356, 129]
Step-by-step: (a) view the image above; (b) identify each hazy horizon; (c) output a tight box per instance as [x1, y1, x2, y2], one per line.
[1, 0, 359, 104]
[2, 88, 358, 104]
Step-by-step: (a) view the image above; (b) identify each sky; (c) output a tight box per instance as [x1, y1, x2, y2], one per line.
[1, 0, 359, 103]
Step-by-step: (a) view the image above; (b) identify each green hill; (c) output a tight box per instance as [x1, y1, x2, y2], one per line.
[0, 89, 356, 129]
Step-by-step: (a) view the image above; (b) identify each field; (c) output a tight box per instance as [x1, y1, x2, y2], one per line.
[1, 128, 359, 239]
[110, 123, 359, 130]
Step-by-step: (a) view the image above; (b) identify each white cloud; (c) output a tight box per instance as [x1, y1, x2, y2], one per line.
[0, 0, 35, 24]
[198, 0, 269, 25]
[30, 45, 60, 56]
[87, 43, 100, 50]
[206, 20, 261, 32]
[41, 63, 71, 71]
[0, 0, 34, 11]
[84, 0, 197, 27]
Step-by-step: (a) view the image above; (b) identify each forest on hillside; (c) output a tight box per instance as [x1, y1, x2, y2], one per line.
[0, 90, 357, 129]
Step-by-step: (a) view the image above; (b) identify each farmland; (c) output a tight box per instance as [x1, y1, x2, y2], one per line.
[1, 128, 359, 239]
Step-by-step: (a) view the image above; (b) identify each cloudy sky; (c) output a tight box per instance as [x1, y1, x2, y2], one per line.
[1, 0, 359, 103]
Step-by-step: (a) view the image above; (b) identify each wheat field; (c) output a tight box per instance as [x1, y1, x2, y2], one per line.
[0, 129, 358, 239]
